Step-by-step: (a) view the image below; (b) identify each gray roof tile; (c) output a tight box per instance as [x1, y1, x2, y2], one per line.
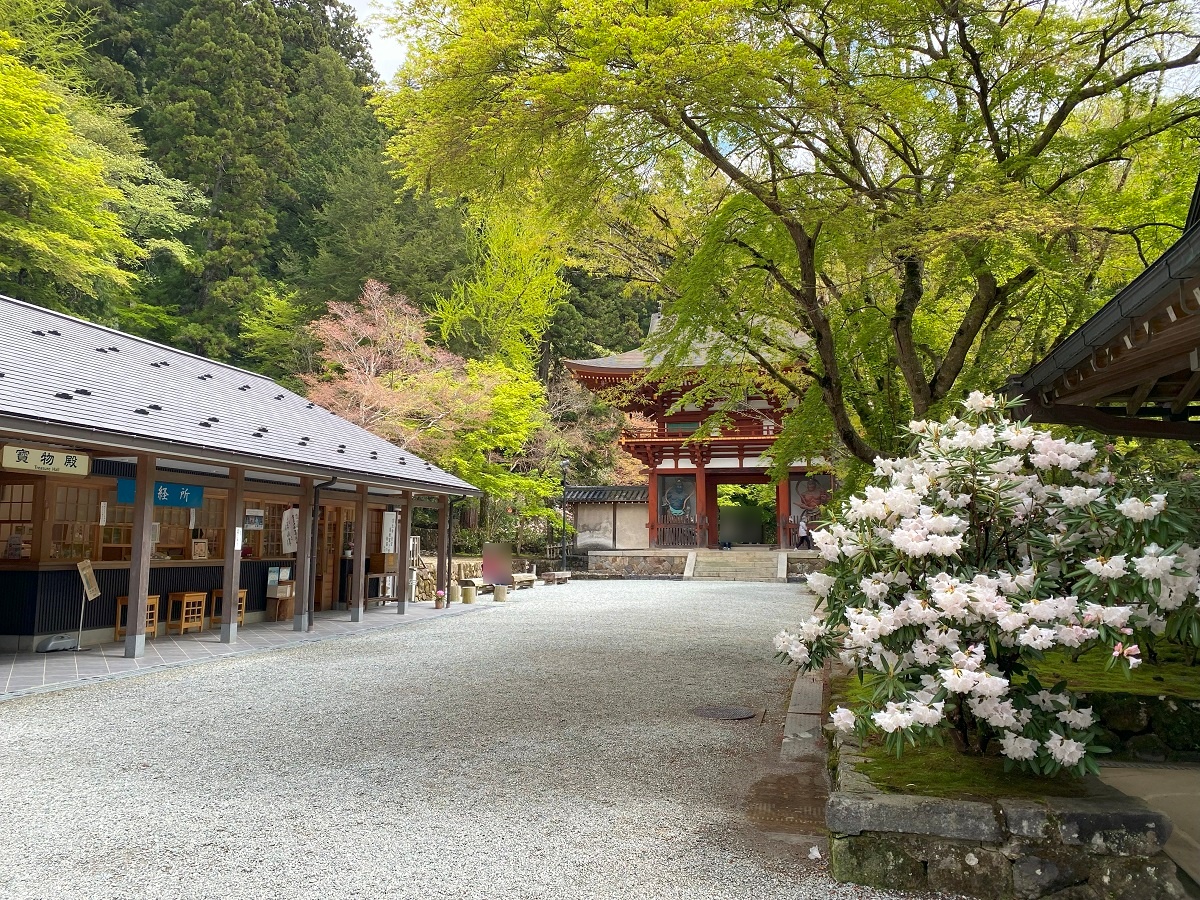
[0, 296, 479, 495]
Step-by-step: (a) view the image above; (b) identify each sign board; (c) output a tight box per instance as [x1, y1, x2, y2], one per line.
[281, 507, 300, 554]
[5, 533, 24, 560]
[381, 511, 397, 554]
[244, 508, 265, 531]
[3, 445, 89, 476]
[76, 559, 101, 601]
[99, 501, 107, 527]
[116, 479, 204, 508]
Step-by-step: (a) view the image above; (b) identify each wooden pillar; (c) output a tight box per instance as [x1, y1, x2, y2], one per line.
[350, 483, 368, 622]
[293, 477, 313, 632]
[436, 495, 450, 594]
[776, 477, 791, 549]
[647, 469, 659, 548]
[220, 466, 245, 643]
[124, 453, 156, 659]
[694, 466, 708, 548]
[396, 492, 413, 610]
[706, 476, 720, 547]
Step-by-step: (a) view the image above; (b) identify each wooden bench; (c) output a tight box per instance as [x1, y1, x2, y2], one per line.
[458, 577, 494, 594]
[541, 571, 571, 585]
[512, 574, 536, 590]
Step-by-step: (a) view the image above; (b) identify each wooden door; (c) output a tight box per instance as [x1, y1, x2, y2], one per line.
[314, 506, 339, 610]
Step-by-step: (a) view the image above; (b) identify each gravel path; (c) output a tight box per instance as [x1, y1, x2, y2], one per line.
[0, 581, 931, 900]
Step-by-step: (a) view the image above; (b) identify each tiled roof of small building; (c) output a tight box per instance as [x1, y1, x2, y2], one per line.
[564, 485, 649, 503]
[0, 296, 479, 495]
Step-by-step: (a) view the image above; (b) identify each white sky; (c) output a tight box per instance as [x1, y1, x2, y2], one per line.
[345, 0, 405, 81]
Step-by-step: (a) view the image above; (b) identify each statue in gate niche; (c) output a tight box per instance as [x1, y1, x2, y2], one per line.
[661, 476, 696, 522]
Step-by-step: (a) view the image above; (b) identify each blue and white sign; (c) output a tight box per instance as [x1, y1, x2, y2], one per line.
[116, 478, 204, 508]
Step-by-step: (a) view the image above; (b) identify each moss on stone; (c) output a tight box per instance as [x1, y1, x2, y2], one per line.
[1030, 647, 1199, 700]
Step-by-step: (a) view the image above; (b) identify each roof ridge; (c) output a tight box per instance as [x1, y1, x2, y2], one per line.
[0, 294, 274, 383]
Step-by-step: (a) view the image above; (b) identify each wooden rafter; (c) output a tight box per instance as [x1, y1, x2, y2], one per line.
[1126, 379, 1158, 416]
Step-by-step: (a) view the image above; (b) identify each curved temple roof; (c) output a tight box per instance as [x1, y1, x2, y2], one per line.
[0, 295, 480, 495]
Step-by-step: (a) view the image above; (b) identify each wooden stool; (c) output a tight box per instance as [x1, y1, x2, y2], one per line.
[114, 594, 160, 641]
[211, 588, 247, 627]
[165, 591, 207, 635]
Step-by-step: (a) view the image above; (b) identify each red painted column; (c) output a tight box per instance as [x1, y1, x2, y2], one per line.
[777, 477, 791, 548]
[694, 465, 708, 548]
[646, 468, 659, 548]
[706, 476, 720, 547]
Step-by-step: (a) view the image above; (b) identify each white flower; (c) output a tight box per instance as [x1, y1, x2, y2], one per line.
[1045, 732, 1086, 767]
[806, 571, 836, 598]
[1057, 708, 1095, 729]
[1017, 625, 1057, 650]
[830, 706, 856, 733]
[872, 702, 914, 733]
[1114, 494, 1167, 522]
[939, 667, 980, 693]
[963, 391, 998, 414]
[1057, 486, 1102, 509]
[1133, 545, 1175, 580]
[999, 732, 1039, 761]
[1083, 555, 1127, 579]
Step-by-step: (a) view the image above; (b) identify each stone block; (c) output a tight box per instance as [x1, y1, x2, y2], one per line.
[1091, 694, 1151, 735]
[1001, 800, 1053, 841]
[1012, 853, 1088, 899]
[926, 844, 1013, 900]
[1050, 798, 1171, 856]
[1043, 887, 1100, 900]
[827, 791, 1003, 842]
[1124, 733, 1170, 762]
[829, 835, 926, 891]
[1149, 699, 1200, 753]
[1087, 854, 1185, 899]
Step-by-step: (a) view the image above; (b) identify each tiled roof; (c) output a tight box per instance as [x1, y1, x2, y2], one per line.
[0, 296, 479, 495]
[564, 485, 649, 503]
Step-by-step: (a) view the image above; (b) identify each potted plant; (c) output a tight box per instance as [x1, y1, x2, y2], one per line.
[434, 589, 446, 609]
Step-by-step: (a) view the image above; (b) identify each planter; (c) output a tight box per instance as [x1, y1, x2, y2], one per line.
[827, 735, 1185, 899]
[434, 598, 446, 609]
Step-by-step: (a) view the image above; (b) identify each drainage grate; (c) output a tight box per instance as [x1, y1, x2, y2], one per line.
[694, 705, 759, 721]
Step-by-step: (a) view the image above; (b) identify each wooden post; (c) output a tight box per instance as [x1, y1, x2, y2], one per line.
[436, 495, 450, 594]
[124, 453, 156, 659]
[776, 478, 791, 549]
[220, 466, 245, 643]
[694, 467, 708, 548]
[396, 492, 413, 611]
[350, 483, 368, 622]
[294, 477, 313, 632]
[647, 469, 659, 548]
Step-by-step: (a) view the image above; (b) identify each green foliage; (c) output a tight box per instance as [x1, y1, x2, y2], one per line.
[238, 286, 319, 390]
[0, 26, 140, 308]
[146, 0, 294, 356]
[433, 207, 569, 370]
[384, 0, 1200, 462]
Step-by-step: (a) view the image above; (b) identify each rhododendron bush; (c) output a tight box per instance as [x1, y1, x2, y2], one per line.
[775, 393, 1200, 777]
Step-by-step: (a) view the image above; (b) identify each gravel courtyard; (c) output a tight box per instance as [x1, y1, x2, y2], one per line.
[0, 581, 921, 900]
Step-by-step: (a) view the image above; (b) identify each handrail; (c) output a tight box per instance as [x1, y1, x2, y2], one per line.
[622, 423, 779, 441]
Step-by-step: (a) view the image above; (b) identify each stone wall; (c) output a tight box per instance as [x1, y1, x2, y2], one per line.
[1087, 692, 1200, 763]
[586, 551, 689, 577]
[828, 737, 1185, 899]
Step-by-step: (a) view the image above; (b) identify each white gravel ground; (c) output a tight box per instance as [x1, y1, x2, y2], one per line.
[0, 580, 938, 900]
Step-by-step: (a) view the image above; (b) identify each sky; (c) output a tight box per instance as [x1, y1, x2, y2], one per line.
[345, 0, 405, 81]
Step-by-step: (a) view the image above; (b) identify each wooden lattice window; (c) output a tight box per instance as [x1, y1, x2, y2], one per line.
[50, 484, 99, 560]
[0, 483, 35, 560]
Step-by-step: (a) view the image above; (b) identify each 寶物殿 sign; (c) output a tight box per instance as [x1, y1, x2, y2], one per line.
[2, 445, 89, 476]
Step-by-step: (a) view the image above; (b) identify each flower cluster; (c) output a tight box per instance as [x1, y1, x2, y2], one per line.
[775, 393, 1200, 777]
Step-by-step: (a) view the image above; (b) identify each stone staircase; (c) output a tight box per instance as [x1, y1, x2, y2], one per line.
[688, 550, 784, 583]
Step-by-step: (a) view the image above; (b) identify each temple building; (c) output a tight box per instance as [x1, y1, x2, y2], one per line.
[564, 321, 829, 551]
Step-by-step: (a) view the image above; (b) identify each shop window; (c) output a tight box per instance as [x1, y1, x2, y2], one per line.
[50, 484, 99, 560]
[194, 496, 226, 559]
[101, 502, 133, 561]
[0, 483, 35, 560]
[154, 506, 190, 558]
[250, 502, 286, 558]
